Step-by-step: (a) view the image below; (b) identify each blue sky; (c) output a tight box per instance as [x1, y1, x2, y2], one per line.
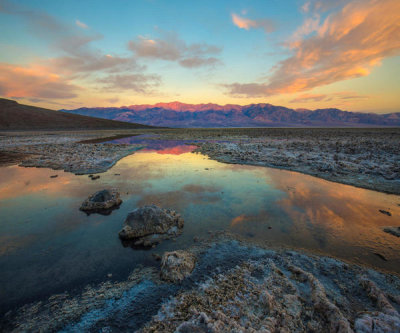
[0, 0, 399, 112]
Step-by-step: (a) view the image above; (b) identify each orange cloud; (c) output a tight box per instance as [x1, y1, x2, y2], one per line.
[232, 13, 256, 30]
[289, 91, 368, 103]
[0, 63, 80, 99]
[231, 13, 275, 33]
[225, 0, 400, 97]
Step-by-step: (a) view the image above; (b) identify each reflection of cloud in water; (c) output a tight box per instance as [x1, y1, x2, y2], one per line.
[0, 235, 37, 256]
[137, 189, 222, 212]
[155, 145, 196, 155]
[182, 184, 219, 193]
[268, 168, 400, 252]
[231, 214, 247, 227]
[0, 166, 74, 201]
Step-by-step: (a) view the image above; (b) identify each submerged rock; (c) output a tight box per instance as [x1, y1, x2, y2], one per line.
[383, 226, 400, 237]
[160, 250, 196, 283]
[118, 205, 184, 247]
[80, 189, 122, 215]
[379, 210, 392, 216]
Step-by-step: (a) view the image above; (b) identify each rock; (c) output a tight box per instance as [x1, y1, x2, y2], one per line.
[118, 205, 184, 247]
[152, 253, 162, 261]
[383, 226, 400, 237]
[50, 175, 58, 178]
[379, 210, 392, 216]
[160, 250, 196, 283]
[89, 175, 100, 180]
[373, 252, 388, 261]
[80, 189, 122, 215]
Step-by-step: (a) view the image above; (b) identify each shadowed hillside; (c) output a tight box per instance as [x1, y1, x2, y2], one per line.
[0, 99, 154, 131]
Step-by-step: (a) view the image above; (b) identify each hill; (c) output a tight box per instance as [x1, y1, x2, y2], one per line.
[63, 101, 400, 128]
[0, 99, 154, 131]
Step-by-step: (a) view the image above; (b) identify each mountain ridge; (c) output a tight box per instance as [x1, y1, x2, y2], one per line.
[62, 102, 400, 128]
[0, 98, 155, 131]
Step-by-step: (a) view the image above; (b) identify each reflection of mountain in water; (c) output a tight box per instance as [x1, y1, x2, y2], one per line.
[106, 136, 198, 155]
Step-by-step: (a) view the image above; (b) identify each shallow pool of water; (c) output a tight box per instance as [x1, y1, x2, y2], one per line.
[0, 140, 399, 313]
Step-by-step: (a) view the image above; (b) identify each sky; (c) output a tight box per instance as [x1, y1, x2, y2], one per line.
[0, 0, 399, 113]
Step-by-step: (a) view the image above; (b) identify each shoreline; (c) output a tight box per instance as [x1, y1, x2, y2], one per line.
[194, 146, 400, 195]
[1, 128, 399, 194]
[2, 237, 399, 332]
[0, 131, 144, 174]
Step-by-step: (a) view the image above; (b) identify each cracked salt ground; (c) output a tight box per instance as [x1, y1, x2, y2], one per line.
[3, 241, 399, 332]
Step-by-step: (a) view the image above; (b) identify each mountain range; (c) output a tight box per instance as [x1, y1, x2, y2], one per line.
[62, 102, 400, 128]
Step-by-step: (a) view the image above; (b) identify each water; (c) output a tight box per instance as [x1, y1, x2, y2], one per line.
[0, 138, 399, 313]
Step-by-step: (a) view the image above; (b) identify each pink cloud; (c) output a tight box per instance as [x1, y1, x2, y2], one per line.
[0, 63, 80, 99]
[75, 19, 88, 29]
[231, 13, 275, 33]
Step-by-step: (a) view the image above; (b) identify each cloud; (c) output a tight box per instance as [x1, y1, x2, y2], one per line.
[46, 54, 139, 77]
[0, 0, 134, 76]
[221, 82, 270, 98]
[0, 0, 159, 97]
[290, 93, 327, 103]
[128, 36, 182, 61]
[289, 92, 369, 103]
[0, 63, 80, 99]
[75, 19, 88, 29]
[301, 0, 351, 14]
[0, 0, 97, 56]
[231, 13, 275, 33]
[289, 15, 320, 46]
[105, 97, 120, 104]
[224, 0, 400, 97]
[128, 33, 222, 68]
[98, 73, 161, 93]
[179, 57, 220, 68]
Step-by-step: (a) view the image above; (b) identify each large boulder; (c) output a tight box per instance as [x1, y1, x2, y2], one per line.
[160, 250, 196, 283]
[118, 205, 184, 247]
[80, 189, 122, 215]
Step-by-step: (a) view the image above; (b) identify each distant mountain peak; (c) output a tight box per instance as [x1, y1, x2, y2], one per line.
[125, 101, 243, 112]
